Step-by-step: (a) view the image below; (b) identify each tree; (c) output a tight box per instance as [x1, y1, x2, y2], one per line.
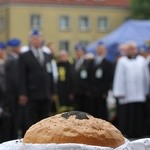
[131, 0, 150, 19]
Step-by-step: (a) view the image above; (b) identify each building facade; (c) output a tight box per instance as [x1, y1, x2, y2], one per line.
[0, 0, 130, 52]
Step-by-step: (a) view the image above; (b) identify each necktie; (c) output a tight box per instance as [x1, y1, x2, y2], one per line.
[94, 57, 102, 65]
[37, 50, 44, 65]
[75, 58, 84, 70]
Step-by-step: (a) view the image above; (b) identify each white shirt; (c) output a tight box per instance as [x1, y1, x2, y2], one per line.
[94, 56, 104, 65]
[21, 45, 51, 54]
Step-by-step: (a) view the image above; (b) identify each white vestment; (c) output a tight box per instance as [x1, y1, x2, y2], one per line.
[113, 55, 149, 105]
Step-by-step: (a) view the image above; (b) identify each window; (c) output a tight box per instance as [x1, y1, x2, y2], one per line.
[79, 16, 89, 31]
[0, 17, 5, 31]
[30, 14, 41, 29]
[59, 41, 70, 51]
[80, 41, 89, 47]
[59, 16, 70, 31]
[98, 16, 108, 31]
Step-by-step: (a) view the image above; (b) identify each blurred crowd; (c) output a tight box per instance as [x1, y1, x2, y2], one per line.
[0, 30, 150, 143]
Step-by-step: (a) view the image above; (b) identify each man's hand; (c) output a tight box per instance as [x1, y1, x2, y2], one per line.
[0, 107, 4, 117]
[51, 94, 57, 102]
[19, 95, 29, 106]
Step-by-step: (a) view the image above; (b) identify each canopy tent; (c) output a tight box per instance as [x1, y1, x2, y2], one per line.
[86, 19, 150, 61]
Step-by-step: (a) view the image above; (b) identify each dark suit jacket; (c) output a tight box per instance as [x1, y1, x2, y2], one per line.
[90, 58, 113, 96]
[73, 58, 92, 95]
[0, 62, 5, 105]
[5, 54, 20, 102]
[19, 49, 54, 100]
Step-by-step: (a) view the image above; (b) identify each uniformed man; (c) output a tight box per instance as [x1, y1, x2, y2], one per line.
[5, 38, 21, 139]
[19, 30, 55, 131]
[73, 43, 93, 114]
[0, 42, 11, 142]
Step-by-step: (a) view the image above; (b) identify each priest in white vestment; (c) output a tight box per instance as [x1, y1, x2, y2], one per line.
[113, 41, 149, 138]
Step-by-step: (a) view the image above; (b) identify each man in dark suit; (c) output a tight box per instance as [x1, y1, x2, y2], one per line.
[90, 42, 113, 120]
[0, 42, 11, 142]
[0, 42, 6, 108]
[19, 30, 54, 131]
[5, 39, 21, 139]
[73, 43, 93, 114]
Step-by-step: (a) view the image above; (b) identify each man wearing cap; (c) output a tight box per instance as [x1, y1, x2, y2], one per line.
[5, 38, 21, 139]
[0, 42, 12, 142]
[73, 43, 93, 114]
[0, 42, 6, 101]
[18, 30, 55, 131]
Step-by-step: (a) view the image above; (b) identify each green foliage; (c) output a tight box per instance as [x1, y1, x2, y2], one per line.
[131, 0, 150, 19]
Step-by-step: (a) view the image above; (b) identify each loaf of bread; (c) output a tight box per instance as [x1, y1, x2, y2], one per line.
[23, 111, 125, 148]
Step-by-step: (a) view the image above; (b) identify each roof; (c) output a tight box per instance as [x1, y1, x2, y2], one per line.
[0, 0, 129, 7]
[87, 19, 150, 61]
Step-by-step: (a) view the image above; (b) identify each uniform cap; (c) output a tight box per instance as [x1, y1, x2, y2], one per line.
[7, 38, 21, 47]
[29, 29, 42, 36]
[0, 42, 6, 50]
[74, 43, 86, 52]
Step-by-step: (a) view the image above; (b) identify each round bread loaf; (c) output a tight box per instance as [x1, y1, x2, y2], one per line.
[23, 111, 125, 148]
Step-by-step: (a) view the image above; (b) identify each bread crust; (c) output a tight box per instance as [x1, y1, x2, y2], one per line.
[23, 111, 125, 148]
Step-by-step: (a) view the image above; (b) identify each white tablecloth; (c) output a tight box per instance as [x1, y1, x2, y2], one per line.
[0, 138, 150, 150]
